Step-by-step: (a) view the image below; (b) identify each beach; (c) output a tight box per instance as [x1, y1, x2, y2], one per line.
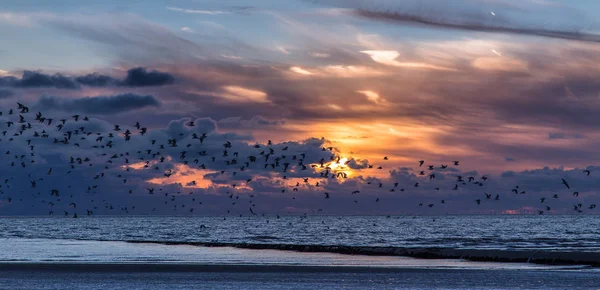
[1, 216, 599, 289]
[1, 262, 599, 290]
[0, 236, 599, 290]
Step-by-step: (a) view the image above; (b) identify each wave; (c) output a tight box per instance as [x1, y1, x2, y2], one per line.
[124, 240, 600, 267]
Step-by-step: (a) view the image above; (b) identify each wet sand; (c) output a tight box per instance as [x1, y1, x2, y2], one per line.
[126, 240, 600, 267]
[0, 263, 598, 290]
[1, 238, 598, 289]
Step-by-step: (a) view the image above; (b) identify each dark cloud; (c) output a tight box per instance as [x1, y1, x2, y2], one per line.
[347, 158, 369, 169]
[74, 73, 119, 87]
[35, 93, 161, 114]
[120, 67, 175, 87]
[0, 76, 17, 87]
[0, 68, 174, 90]
[308, 0, 600, 43]
[548, 132, 585, 140]
[0, 71, 79, 89]
[352, 9, 600, 43]
[218, 116, 285, 129]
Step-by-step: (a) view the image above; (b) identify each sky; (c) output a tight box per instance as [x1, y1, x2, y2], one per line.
[0, 0, 600, 216]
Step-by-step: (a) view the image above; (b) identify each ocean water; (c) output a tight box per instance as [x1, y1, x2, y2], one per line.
[1, 215, 600, 289]
[0, 215, 599, 251]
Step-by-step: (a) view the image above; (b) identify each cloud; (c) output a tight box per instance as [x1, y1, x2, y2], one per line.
[1, 99, 600, 215]
[0, 67, 175, 89]
[221, 86, 270, 103]
[354, 9, 600, 43]
[120, 67, 175, 87]
[180, 27, 195, 33]
[0, 71, 79, 89]
[356, 90, 382, 104]
[360, 50, 456, 71]
[471, 57, 528, 72]
[74, 73, 119, 87]
[166, 6, 228, 15]
[43, 12, 206, 63]
[309, 0, 600, 43]
[35, 93, 161, 114]
[548, 132, 585, 140]
[276, 46, 290, 54]
[218, 116, 285, 129]
[289, 67, 313, 75]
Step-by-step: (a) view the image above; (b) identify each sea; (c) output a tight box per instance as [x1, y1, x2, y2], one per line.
[0, 215, 599, 289]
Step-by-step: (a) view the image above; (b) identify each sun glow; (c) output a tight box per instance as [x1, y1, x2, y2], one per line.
[310, 157, 355, 179]
[146, 164, 217, 189]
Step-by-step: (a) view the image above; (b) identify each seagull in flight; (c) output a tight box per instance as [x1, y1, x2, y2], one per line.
[561, 178, 570, 189]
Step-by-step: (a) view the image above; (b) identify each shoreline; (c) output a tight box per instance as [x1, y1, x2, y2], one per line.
[0, 262, 590, 273]
[125, 240, 600, 267]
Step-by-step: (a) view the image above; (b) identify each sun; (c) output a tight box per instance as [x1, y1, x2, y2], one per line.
[311, 157, 355, 179]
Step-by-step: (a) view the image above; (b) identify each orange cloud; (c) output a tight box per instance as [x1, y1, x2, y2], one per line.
[289, 66, 313, 75]
[146, 164, 217, 189]
[221, 86, 270, 103]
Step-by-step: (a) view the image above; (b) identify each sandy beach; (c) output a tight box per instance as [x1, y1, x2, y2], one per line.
[1, 262, 599, 290]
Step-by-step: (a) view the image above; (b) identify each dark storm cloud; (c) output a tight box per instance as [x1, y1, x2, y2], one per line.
[74, 73, 119, 87]
[0, 71, 79, 89]
[120, 67, 175, 87]
[0, 67, 175, 89]
[36, 93, 161, 114]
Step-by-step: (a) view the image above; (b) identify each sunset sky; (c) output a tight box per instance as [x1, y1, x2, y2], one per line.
[1, 0, 600, 215]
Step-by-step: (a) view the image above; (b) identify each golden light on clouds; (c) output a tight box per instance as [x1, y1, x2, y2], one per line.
[123, 160, 162, 170]
[472, 57, 528, 72]
[356, 90, 382, 104]
[289, 66, 313, 75]
[221, 86, 270, 103]
[279, 120, 456, 167]
[323, 65, 384, 77]
[327, 157, 348, 171]
[360, 50, 455, 71]
[328, 104, 343, 111]
[310, 52, 330, 58]
[146, 164, 217, 189]
[311, 157, 355, 179]
[360, 50, 401, 66]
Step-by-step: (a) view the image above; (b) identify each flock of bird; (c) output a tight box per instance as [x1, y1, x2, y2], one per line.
[0, 101, 596, 218]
